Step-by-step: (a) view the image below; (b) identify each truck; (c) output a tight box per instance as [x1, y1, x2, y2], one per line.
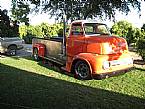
[0, 37, 24, 56]
[32, 20, 133, 79]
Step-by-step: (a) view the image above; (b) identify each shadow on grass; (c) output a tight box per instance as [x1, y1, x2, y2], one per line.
[23, 56, 75, 78]
[135, 67, 145, 71]
[0, 63, 145, 109]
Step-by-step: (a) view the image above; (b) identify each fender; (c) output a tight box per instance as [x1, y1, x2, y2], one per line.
[65, 53, 98, 74]
[33, 43, 45, 57]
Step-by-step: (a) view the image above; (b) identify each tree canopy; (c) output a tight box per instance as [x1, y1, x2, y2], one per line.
[19, 23, 63, 43]
[0, 8, 19, 37]
[11, 0, 142, 24]
[111, 20, 144, 44]
[11, 0, 30, 25]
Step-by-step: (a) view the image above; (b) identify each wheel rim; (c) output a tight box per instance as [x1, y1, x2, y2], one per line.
[10, 50, 16, 55]
[33, 49, 38, 60]
[8, 46, 16, 56]
[75, 62, 90, 79]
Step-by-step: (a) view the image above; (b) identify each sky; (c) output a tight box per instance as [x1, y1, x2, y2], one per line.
[0, 0, 145, 28]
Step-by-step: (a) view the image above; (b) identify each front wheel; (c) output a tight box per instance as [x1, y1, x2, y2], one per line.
[74, 60, 91, 80]
[7, 45, 17, 56]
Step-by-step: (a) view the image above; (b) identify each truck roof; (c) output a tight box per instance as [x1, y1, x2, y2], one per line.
[71, 20, 105, 25]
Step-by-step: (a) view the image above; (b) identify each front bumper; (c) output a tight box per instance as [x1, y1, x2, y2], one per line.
[92, 67, 134, 79]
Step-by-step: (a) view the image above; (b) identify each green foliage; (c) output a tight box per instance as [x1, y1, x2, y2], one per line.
[0, 9, 19, 37]
[11, 0, 30, 25]
[111, 21, 132, 37]
[11, 0, 141, 22]
[135, 24, 145, 60]
[111, 21, 143, 44]
[111, 22, 145, 61]
[19, 23, 63, 43]
[23, 29, 36, 44]
[136, 39, 145, 61]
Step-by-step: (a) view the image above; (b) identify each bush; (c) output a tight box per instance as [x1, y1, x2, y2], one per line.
[136, 39, 145, 61]
[23, 35, 35, 44]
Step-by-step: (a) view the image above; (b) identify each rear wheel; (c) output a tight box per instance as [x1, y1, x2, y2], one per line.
[74, 60, 91, 80]
[7, 45, 17, 56]
[33, 48, 40, 61]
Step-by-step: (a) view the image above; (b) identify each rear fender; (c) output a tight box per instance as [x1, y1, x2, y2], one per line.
[33, 43, 45, 57]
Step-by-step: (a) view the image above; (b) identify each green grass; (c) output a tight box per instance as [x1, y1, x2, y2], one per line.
[0, 56, 145, 109]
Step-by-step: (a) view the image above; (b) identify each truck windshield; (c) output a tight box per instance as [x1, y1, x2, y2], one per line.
[84, 23, 111, 36]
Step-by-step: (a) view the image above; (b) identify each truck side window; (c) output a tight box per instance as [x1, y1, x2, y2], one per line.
[85, 25, 94, 35]
[84, 23, 110, 35]
[97, 25, 108, 33]
[71, 24, 83, 35]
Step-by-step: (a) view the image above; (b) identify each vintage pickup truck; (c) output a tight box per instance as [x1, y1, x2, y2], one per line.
[0, 37, 24, 56]
[32, 20, 133, 79]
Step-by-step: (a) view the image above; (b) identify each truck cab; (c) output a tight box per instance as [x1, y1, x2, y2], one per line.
[32, 20, 133, 79]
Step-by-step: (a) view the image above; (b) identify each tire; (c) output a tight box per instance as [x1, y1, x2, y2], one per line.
[33, 48, 40, 61]
[7, 45, 17, 56]
[74, 60, 91, 80]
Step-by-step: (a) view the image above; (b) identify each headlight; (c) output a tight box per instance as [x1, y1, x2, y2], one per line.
[103, 43, 113, 54]
[103, 61, 110, 70]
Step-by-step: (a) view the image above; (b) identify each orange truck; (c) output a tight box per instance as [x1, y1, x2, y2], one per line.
[32, 20, 133, 79]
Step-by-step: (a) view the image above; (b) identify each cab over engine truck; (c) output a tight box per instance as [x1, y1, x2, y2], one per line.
[32, 20, 133, 79]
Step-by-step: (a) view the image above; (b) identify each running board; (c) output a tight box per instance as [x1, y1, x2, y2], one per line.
[40, 55, 66, 66]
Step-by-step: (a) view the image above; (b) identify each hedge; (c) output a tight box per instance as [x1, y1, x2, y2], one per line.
[136, 39, 145, 61]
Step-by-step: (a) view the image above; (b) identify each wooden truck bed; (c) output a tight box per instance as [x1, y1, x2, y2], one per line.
[32, 37, 66, 65]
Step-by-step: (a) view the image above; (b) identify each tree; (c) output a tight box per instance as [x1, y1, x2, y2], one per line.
[19, 23, 63, 43]
[0, 9, 10, 37]
[111, 20, 141, 44]
[141, 24, 145, 39]
[111, 21, 132, 37]
[11, 0, 30, 25]
[136, 24, 145, 61]
[0, 8, 19, 37]
[11, 0, 141, 23]
[136, 39, 145, 61]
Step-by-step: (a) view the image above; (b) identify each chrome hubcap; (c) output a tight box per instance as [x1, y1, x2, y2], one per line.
[10, 50, 16, 55]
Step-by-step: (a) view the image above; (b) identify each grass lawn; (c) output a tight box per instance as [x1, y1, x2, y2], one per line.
[0, 56, 145, 109]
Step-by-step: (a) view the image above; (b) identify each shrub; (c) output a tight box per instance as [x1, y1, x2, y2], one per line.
[23, 34, 35, 44]
[136, 39, 145, 61]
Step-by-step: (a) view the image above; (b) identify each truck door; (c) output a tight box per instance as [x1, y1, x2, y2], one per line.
[67, 23, 85, 57]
